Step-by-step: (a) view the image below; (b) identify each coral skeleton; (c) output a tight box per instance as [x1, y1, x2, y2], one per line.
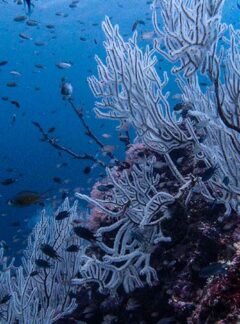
[2, 0, 240, 322]
[1, 199, 84, 324]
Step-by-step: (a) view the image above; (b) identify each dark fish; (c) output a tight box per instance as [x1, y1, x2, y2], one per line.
[11, 100, 20, 108]
[14, 15, 27, 22]
[0, 178, 17, 186]
[199, 262, 228, 278]
[29, 270, 39, 277]
[35, 258, 52, 268]
[40, 243, 62, 261]
[8, 191, 43, 207]
[0, 294, 11, 305]
[83, 166, 91, 174]
[6, 82, 17, 87]
[1, 96, 8, 101]
[61, 81, 73, 97]
[19, 33, 32, 40]
[73, 226, 96, 241]
[47, 127, 56, 133]
[237, 0, 240, 9]
[132, 19, 145, 32]
[34, 41, 46, 47]
[35, 64, 44, 69]
[53, 177, 62, 184]
[66, 244, 79, 252]
[80, 37, 87, 41]
[26, 19, 38, 27]
[201, 165, 218, 182]
[97, 184, 114, 192]
[46, 24, 55, 29]
[11, 221, 21, 227]
[0, 61, 8, 66]
[55, 210, 70, 221]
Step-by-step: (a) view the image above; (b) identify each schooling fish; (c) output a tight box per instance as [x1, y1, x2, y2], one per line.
[61, 81, 73, 98]
[55, 210, 70, 221]
[73, 226, 96, 242]
[35, 258, 52, 269]
[40, 244, 62, 261]
[8, 190, 46, 207]
[66, 244, 79, 252]
[0, 178, 17, 186]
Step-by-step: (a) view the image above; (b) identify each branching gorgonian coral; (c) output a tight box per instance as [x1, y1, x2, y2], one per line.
[152, 0, 226, 77]
[2, 199, 84, 324]
[73, 0, 240, 297]
[74, 156, 176, 293]
[88, 17, 191, 156]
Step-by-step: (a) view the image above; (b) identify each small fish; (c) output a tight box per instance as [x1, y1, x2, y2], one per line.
[237, 0, 240, 10]
[47, 127, 56, 133]
[35, 258, 52, 268]
[61, 81, 73, 98]
[201, 165, 218, 182]
[56, 62, 72, 69]
[26, 19, 38, 26]
[40, 244, 62, 261]
[0, 61, 8, 66]
[132, 19, 145, 32]
[80, 37, 87, 41]
[102, 145, 115, 153]
[11, 221, 21, 227]
[14, 15, 27, 22]
[11, 100, 20, 108]
[102, 133, 111, 139]
[6, 82, 17, 87]
[83, 166, 91, 174]
[0, 294, 11, 305]
[73, 226, 96, 241]
[19, 33, 32, 40]
[97, 184, 114, 192]
[35, 64, 44, 69]
[10, 70, 21, 76]
[34, 41, 46, 46]
[46, 24, 55, 29]
[0, 178, 17, 186]
[8, 191, 44, 207]
[66, 244, 79, 252]
[29, 270, 39, 277]
[1, 96, 8, 101]
[53, 176, 62, 184]
[55, 210, 70, 220]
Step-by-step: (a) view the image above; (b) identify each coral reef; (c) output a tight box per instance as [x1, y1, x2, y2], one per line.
[1, 0, 240, 323]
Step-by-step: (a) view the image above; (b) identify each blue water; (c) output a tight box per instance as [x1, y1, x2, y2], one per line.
[0, 0, 239, 256]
